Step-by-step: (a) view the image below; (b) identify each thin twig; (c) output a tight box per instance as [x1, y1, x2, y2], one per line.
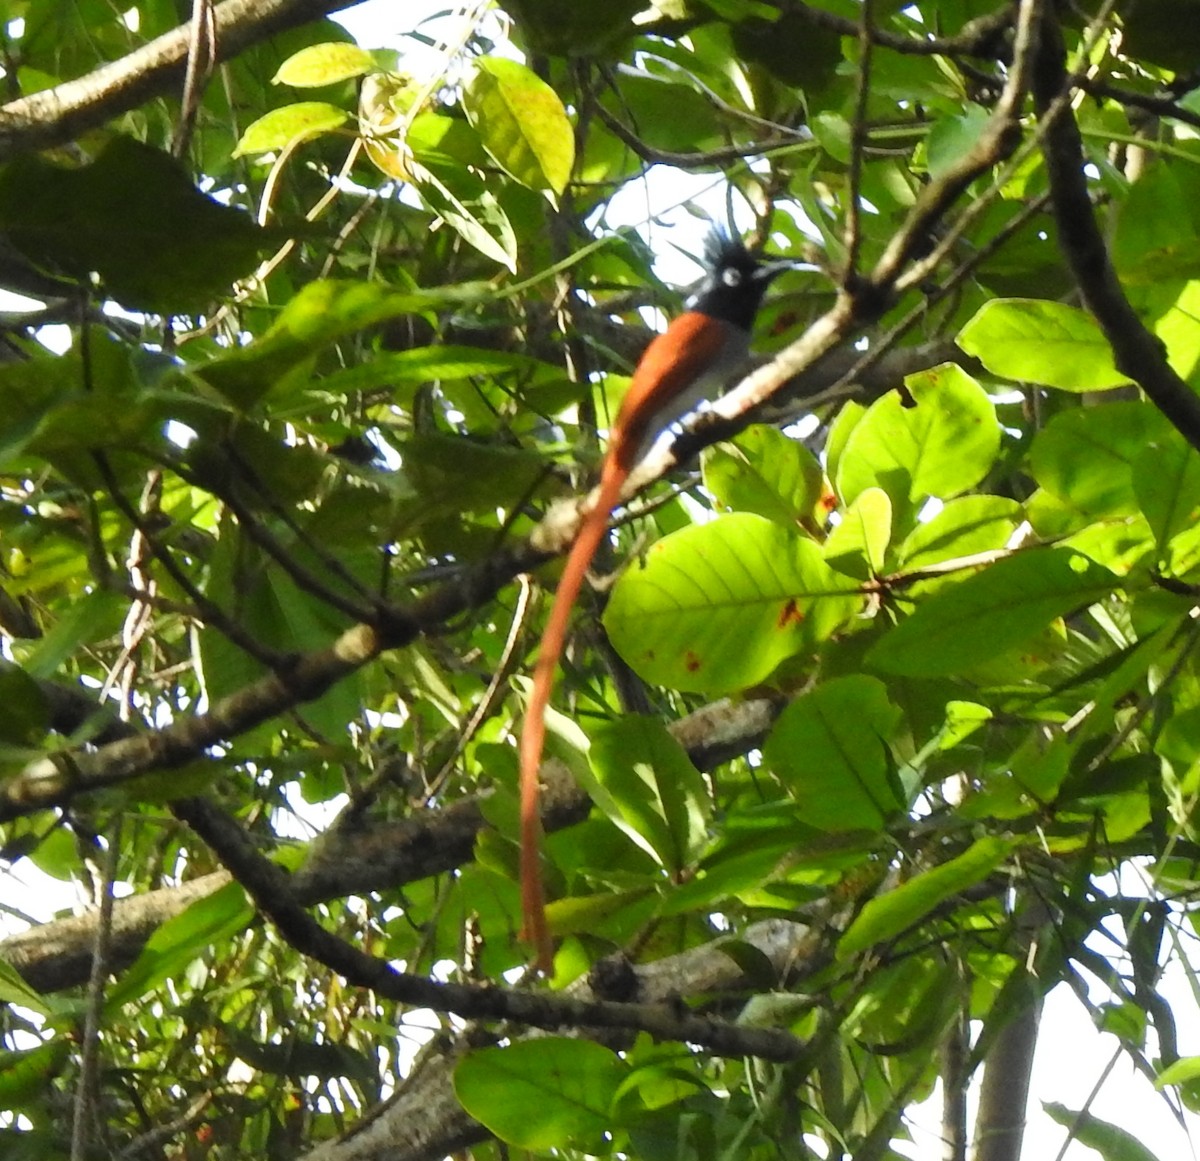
[171, 0, 216, 158]
[843, 0, 874, 281]
[70, 816, 122, 1161]
[92, 453, 288, 669]
[424, 575, 534, 801]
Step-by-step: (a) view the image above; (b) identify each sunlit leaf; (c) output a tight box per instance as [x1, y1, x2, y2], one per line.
[703, 425, 827, 526]
[605, 513, 862, 693]
[107, 882, 253, 1008]
[465, 58, 575, 195]
[824, 486, 891, 579]
[273, 42, 376, 86]
[836, 364, 1000, 520]
[233, 102, 350, 155]
[958, 298, 1132, 391]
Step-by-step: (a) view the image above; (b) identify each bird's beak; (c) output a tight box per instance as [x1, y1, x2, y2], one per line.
[754, 257, 800, 282]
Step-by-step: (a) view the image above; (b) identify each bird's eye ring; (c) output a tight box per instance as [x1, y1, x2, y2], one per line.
[721, 267, 742, 287]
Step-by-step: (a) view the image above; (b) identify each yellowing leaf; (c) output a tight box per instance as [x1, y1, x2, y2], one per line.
[464, 58, 575, 195]
[233, 102, 349, 156]
[273, 42, 376, 87]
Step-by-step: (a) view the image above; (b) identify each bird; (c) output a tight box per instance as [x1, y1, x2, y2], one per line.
[518, 229, 794, 972]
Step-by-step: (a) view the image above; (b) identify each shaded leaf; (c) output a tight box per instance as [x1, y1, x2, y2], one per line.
[586, 716, 710, 872]
[764, 676, 904, 831]
[1043, 1102, 1163, 1161]
[1132, 435, 1200, 561]
[868, 549, 1117, 677]
[455, 1038, 626, 1150]
[839, 836, 1015, 956]
[1030, 401, 1171, 517]
[0, 137, 269, 312]
[416, 167, 518, 271]
[198, 279, 491, 407]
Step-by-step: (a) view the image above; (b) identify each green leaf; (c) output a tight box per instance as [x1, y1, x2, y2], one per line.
[732, 7, 843, 90]
[0, 1042, 69, 1108]
[416, 166, 518, 271]
[198, 279, 490, 406]
[1156, 1056, 1200, 1088]
[1031, 402, 1172, 517]
[1122, 0, 1200, 72]
[1132, 435, 1200, 558]
[1043, 1102, 1163, 1161]
[698, 0, 780, 19]
[838, 836, 1015, 956]
[703, 425, 826, 526]
[867, 549, 1117, 678]
[320, 344, 566, 391]
[823, 486, 892, 579]
[825, 399, 867, 493]
[404, 434, 546, 513]
[0, 959, 52, 1018]
[0, 664, 47, 746]
[273, 42, 376, 86]
[604, 513, 862, 694]
[585, 716, 710, 872]
[454, 1038, 626, 1151]
[927, 106, 992, 180]
[958, 298, 1132, 392]
[233, 102, 350, 155]
[492, 0, 643, 55]
[465, 58, 575, 195]
[108, 881, 253, 1008]
[0, 136, 269, 312]
[763, 676, 905, 831]
[897, 495, 1023, 569]
[938, 701, 994, 749]
[835, 364, 1000, 519]
[224, 1028, 378, 1082]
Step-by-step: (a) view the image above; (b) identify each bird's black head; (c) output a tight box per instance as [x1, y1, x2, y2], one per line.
[687, 229, 794, 330]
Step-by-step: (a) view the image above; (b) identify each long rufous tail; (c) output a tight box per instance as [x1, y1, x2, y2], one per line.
[518, 458, 628, 972]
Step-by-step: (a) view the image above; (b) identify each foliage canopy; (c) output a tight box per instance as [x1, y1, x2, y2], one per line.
[2, 0, 1200, 1159]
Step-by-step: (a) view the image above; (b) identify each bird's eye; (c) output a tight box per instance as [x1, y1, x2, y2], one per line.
[721, 267, 742, 287]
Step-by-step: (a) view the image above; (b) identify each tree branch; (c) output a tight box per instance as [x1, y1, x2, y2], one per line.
[171, 795, 810, 1059]
[298, 916, 818, 1161]
[1032, 8, 1200, 453]
[0, 694, 776, 993]
[0, 0, 359, 162]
